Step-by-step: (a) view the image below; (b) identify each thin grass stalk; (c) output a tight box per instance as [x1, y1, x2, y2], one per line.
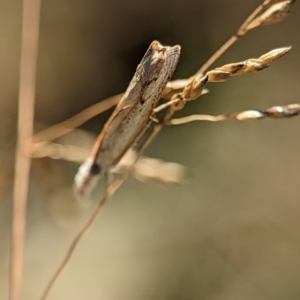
[10, 0, 41, 299]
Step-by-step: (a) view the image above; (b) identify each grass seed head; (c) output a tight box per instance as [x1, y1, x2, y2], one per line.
[259, 46, 291, 63]
[247, 0, 296, 30]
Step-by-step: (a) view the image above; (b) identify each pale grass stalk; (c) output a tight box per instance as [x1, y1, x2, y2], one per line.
[28, 94, 122, 146]
[10, 0, 41, 300]
[168, 104, 300, 125]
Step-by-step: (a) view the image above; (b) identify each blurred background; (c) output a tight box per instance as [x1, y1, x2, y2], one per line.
[1, 0, 300, 299]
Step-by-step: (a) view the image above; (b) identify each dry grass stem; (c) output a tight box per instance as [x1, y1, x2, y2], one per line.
[31, 142, 90, 163]
[168, 104, 300, 125]
[27, 94, 122, 149]
[10, 1, 41, 300]
[31, 140, 186, 184]
[246, 0, 296, 30]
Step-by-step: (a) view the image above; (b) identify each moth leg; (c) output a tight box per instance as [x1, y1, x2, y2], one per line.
[104, 171, 114, 191]
[150, 116, 159, 123]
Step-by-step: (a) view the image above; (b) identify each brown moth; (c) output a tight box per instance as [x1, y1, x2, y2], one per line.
[74, 41, 181, 198]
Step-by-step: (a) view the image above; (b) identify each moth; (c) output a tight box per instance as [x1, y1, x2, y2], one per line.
[74, 41, 181, 199]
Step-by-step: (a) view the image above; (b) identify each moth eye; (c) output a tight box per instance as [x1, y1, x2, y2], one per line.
[90, 163, 101, 175]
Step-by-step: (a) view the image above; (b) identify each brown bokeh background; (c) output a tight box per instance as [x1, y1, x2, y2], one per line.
[1, 0, 300, 299]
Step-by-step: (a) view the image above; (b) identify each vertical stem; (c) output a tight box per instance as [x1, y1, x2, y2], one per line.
[10, 0, 41, 299]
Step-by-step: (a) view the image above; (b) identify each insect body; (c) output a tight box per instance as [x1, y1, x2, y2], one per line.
[74, 41, 181, 198]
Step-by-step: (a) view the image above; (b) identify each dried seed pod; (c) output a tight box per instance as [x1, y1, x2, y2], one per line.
[259, 46, 291, 63]
[191, 75, 209, 98]
[226, 58, 269, 76]
[263, 0, 293, 8]
[235, 110, 266, 120]
[246, 0, 295, 30]
[265, 106, 300, 118]
[217, 62, 245, 74]
[207, 69, 231, 82]
[171, 93, 186, 111]
[286, 104, 300, 110]
[240, 59, 269, 73]
[181, 79, 196, 100]
[162, 78, 193, 98]
[182, 75, 209, 101]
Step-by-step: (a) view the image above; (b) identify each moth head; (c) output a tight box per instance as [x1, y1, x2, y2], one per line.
[74, 157, 102, 201]
[90, 162, 101, 175]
